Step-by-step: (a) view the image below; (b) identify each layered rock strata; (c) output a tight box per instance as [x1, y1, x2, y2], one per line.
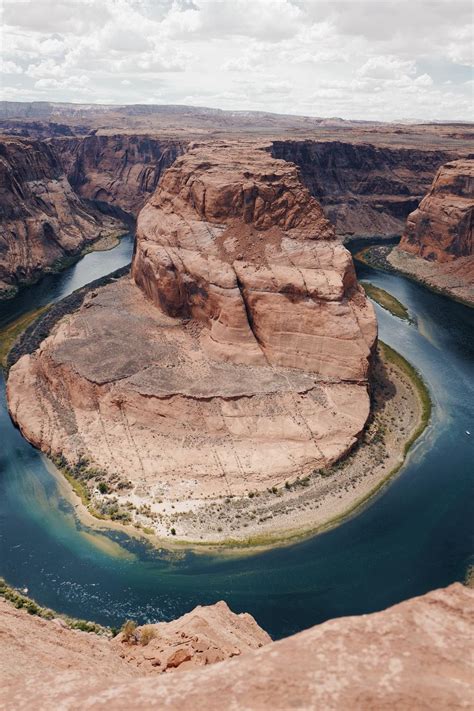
[53, 134, 186, 217]
[271, 140, 452, 237]
[390, 159, 474, 305]
[3, 584, 473, 710]
[7, 141, 376, 507]
[0, 136, 123, 296]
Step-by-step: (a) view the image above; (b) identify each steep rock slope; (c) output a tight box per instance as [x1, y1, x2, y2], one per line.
[3, 584, 473, 710]
[390, 159, 474, 304]
[1, 597, 270, 693]
[271, 140, 452, 237]
[0, 136, 122, 296]
[7, 141, 376, 512]
[53, 134, 186, 217]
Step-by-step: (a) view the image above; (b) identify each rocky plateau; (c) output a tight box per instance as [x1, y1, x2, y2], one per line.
[7, 140, 377, 520]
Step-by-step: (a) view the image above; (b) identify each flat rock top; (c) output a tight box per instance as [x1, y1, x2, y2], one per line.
[51, 278, 323, 397]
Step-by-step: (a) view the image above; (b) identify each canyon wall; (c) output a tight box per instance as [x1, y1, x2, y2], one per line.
[52, 134, 186, 217]
[397, 159, 473, 261]
[7, 141, 376, 519]
[271, 140, 452, 237]
[389, 158, 474, 305]
[3, 584, 473, 710]
[0, 136, 122, 297]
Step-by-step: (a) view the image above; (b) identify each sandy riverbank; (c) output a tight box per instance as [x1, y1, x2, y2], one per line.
[43, 341, 430, 551]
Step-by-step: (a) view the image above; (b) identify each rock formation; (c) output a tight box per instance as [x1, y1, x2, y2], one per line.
[0, 596, 270, 698]
[53, 134, 186, 217]
[271, 140, 452, 237]
[7, 141, 376, 519]
[2, 584, 473, 710]
[0, 136, 123, 297]
[390, 159, 474, 305]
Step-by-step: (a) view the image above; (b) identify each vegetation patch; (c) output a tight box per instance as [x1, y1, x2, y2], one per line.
[378, 341, 432, 449]
[0, 577, 111, 635]
[361, 281, 412, 322]
[52, 452, 133, 522]
[354, 245, 396, 272]
[0, 306, 50, 368]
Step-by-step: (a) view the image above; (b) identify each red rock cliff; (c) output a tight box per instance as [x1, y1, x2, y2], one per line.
[271, 140, 452, 237]
[388, 159, 474, 305]
[0, 136, 122, 296]
[133, 140, 376, 379]
[53, 134, 186, 217]
[398, 158, 473, 262]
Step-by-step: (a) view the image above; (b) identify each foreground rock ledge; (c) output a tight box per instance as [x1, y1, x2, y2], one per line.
[2, 584, 473, 710]
[7, 140, 376, 505]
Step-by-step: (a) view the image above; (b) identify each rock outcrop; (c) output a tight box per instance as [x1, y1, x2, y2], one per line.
[0, 136, 123, 297]
[271, 140, 452, 237]
[0, 597, 270, 692]
[3, 584, 473, 710]
[390, 159, 474, 305]
[7, 141, 376, 520]
[53, 134, 186, 217]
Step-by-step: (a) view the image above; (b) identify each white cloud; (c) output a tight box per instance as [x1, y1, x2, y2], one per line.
[0, 59, 23, 74]
[0, 0, 472, 120]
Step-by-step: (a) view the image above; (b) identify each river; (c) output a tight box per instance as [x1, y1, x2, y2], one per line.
[0, 236, 472, 640]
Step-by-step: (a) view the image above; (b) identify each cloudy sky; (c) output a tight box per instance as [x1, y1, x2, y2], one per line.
[1, 0, 473, 121]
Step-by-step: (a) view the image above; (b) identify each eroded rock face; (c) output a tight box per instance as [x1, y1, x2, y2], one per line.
[0, 597, 270, 696]
[133, 141, 375, 378]
[53, 134, 186, 216]
[7, 141, 376, 505]
[398, 159, 473, 262]
[271, 140, 452, 237]
[0, 136, 122, 296]
[3, 584, 473, 711]
[112, 600, 271, 672]
[390, 159, 474, 305]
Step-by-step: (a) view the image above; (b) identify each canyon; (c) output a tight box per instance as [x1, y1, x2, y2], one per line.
[1, 103, 473, 299]
[2, 583, 473, 710]
[1, 102, 473, 709]
[271, 140, 452, 237]
[0, 136, 124, 298]
[52, 134, 186, 217]
[6, 141, 378, 536]
[389, 158, 474, 305]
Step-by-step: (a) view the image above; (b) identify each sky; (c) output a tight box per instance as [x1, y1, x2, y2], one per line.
[1, 0, 473, 121]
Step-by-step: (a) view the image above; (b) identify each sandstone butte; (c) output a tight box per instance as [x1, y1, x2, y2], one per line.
[7, 141, 377, 507]
[1, 583, 473, 710]
[390, 158, 474, 306]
